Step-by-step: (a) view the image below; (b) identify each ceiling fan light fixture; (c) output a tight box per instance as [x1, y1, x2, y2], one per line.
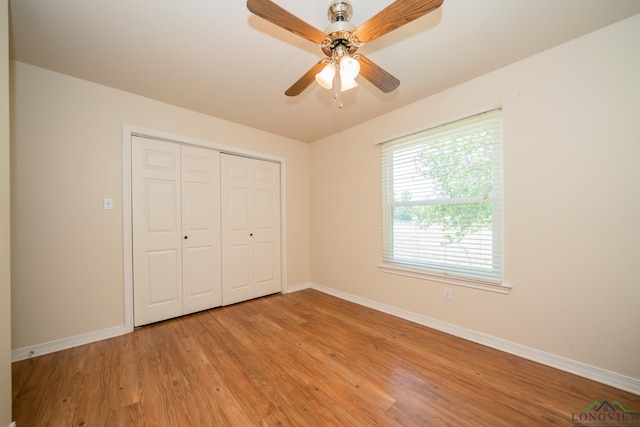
[248, 0, 437, 96]
[340, 75, 358, 92]
[340, 55, 360, 80]
[315, 63, 336, 89]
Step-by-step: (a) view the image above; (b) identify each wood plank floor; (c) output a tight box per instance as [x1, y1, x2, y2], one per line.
[12, 289, 640, 426]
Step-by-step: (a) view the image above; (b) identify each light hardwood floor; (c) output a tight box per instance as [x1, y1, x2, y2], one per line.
[12, 289, 640, 426]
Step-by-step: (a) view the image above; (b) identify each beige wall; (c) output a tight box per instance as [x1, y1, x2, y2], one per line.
[310, 14, 640, 380]
[10, 61, 310, 350]
[1, 1, 12, 424]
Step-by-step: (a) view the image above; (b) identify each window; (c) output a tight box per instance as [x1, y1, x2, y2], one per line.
[380, 109, 507, 292]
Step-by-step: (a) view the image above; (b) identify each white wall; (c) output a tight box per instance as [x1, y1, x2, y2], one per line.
[310, 14, 640, 381]
[10, 61, 310, 351]
[1, 0, 12, 423]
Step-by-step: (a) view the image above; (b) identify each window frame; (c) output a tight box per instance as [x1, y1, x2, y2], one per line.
[379, 108, 511, 293]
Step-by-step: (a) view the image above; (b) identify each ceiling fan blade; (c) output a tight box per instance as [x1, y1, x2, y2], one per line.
[247, 0, 327, 44]
[357, 55, 400, 93]
[285, 61, 327, 96]
[356, 0, 443, 44]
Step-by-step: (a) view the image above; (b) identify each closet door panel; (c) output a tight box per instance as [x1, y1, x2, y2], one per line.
[147, 250, 180, 304]
[221, 155, 254, 305]
[221, 154, 281, 305]
[132, 137, 183, 326]
[183, 246, 215, 296]
[253, 162, 281, 297]
[181, 145, 222, 314]
[133, 138, 222, 326]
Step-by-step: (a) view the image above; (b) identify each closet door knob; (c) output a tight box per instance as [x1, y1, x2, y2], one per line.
[250, 233, 253, 237]
[184, 236, 188, 239]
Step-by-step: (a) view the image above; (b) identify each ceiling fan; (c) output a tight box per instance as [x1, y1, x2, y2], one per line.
[247, 0, 444, 98]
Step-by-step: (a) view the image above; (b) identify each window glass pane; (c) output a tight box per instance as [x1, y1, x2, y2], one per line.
[382, 109, 503, 284]
[392, 202, 494, 272]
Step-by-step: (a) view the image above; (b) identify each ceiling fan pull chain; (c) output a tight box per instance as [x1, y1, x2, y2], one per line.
[333, 59, 344, 109]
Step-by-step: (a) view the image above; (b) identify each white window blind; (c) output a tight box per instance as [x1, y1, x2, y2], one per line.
[381, 109, 504, 286]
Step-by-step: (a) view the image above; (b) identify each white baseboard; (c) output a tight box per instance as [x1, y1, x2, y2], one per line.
[11, 325, 126, 362]
[309, 282, 640, 395]
[284, 282, 311, 293]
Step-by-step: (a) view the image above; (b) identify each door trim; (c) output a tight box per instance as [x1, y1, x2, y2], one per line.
[122, 124, 288, 333]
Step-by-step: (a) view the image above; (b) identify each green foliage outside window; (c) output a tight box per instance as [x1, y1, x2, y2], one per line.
[393, 129, 494, 245]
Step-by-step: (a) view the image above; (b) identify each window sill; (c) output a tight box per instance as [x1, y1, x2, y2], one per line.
[378, 263, 512, 294]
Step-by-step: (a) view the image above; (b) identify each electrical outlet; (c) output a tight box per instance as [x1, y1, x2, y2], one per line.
[103, 198, 113, 210]
[444, 287, 452, 301]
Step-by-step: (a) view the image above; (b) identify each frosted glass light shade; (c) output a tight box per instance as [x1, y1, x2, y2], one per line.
[340, 55, 360, 80]
[340, 75, 358, 92]
[315, 64, 335, 89]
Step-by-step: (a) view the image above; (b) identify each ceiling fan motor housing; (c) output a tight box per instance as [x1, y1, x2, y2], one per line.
[322, 0, 358, 57]
[327, 0, 353, 23]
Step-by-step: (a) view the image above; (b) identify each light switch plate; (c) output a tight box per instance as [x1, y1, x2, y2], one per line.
[103, 198, 113, 210]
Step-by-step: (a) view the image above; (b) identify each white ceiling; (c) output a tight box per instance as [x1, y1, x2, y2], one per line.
[9, 0, 640, 143]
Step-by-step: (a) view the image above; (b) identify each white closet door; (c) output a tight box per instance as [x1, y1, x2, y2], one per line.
[132, 137, 183, 326]
[181, 145, 222, 314]
[133, 137, 222, 326]
[221, 154, 281, 305]
[252, 159, 281, 298]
